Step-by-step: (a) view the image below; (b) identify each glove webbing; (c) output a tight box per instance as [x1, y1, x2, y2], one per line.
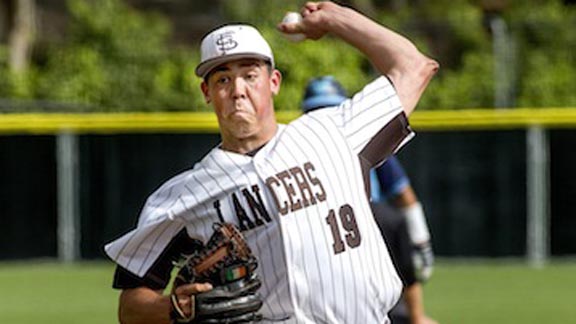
[186, 223, 253, 282]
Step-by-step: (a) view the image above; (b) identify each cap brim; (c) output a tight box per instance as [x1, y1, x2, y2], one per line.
[195, 53, 273, 78]
[302, 95, 347, 112]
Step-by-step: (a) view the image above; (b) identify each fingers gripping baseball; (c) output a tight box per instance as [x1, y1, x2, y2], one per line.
[277, 2, 336, 41]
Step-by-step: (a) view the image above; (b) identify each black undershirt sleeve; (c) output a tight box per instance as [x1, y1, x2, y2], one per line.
[112, 229, 203, 290]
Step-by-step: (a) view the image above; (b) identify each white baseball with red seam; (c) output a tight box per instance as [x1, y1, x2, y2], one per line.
[281, 12, 306, 42]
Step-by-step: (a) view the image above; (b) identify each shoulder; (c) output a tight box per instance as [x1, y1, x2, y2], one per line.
[366, 75, 395, 92]
[138, 151, 218, 223]
[152, 147, 220, 193]
[351, 76, 398, 106]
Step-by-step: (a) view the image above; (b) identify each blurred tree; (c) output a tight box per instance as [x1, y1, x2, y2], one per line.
[511, 0, 576, 107]
[375, 0, 496, 109]
[378, 0, 576, 109]
[0, 0, 574, 111]
[0, 0, 36, 104]
[2, 0, 36, 72]
[34, 0, 203, 112]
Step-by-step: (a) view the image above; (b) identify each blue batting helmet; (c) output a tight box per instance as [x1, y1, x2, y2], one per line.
[302, 76, 348, 113]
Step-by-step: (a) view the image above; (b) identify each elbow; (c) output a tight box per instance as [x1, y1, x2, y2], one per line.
[392, 56, 439, 115]
[411, 55, 439, 91]
[415, 57, 440, 104]
[421, 57, 440, 83]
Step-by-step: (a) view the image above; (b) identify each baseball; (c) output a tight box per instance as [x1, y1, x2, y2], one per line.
[281, 12, 306, 42]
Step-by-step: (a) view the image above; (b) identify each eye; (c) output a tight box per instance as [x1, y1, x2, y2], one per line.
[245, 72, 259, 82]
[215, 75, 230, 85]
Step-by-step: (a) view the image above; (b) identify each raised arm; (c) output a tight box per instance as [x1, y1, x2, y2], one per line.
[278, 1, 439, 115]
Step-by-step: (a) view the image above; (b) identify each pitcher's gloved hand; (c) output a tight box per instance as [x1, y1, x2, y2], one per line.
[170, 223, 263, 323]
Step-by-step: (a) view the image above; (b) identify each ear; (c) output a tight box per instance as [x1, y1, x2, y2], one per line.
[269, 69, 282, 96]
[201, 81, 211, 103]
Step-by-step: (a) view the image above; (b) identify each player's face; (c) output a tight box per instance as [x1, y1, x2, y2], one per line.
[201, 59, 281, 144]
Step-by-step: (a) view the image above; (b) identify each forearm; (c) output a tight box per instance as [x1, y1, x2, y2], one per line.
[404, 283, 426, 324]
[119, 288, 172, 324]
[323, 4, 439, 114]
[325, 7, 417, 72]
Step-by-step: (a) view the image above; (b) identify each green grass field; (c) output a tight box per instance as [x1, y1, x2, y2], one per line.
[0, 260, 574, 323]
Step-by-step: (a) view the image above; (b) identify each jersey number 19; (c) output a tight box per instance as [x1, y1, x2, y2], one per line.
[325, 204, 362, 254]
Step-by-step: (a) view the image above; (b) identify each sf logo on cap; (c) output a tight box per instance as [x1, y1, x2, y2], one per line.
[216, 32, 238, 53]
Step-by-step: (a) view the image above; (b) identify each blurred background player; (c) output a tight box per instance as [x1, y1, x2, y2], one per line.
[371, 155, 436, 324]
[302, 76, 437, 324]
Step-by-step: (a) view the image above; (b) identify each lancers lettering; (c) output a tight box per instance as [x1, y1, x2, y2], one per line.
[266, 162, 326, 215]
[212, 162, 327, 231]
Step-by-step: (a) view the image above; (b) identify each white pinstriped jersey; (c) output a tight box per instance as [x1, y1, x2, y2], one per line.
[105, 76, 413, 324]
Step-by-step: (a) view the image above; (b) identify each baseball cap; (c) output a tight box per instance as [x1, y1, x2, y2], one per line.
[302, 76, 348, 113]
[195, 24, 275, 78]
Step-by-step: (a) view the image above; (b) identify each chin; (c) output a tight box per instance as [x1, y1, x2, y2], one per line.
[226, 120, 256, 136]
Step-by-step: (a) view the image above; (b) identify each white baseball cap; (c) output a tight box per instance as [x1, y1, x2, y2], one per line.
[195, 24, 275, 78]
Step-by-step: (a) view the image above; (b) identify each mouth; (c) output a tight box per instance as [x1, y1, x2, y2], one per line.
[227, 109, 252, 121]
[230, 108, 248, 115]
[228, 103, 252, 115]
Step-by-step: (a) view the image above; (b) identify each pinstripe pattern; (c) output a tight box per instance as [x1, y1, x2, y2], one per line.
[105, 76, 408, 323]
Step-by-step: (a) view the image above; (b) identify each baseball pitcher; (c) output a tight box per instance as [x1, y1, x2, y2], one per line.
[105, 2, 438, 323]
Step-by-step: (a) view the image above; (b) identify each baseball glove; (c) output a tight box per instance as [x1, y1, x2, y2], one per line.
[170, 222, 263, 323]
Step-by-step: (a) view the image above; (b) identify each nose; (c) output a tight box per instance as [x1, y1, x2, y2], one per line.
[231, 77, 247, 99]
